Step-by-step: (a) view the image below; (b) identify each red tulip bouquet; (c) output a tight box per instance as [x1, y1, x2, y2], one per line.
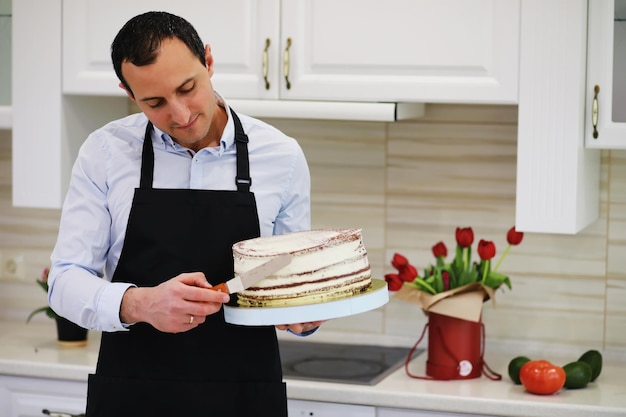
[386, 226, 524, 381]
[385, 226, 523, 322]
[385, 226, 523, 294]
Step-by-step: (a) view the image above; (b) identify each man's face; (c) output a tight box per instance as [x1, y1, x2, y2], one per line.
[121, 38, 218, 151]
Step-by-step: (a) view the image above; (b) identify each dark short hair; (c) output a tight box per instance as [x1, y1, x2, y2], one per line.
[111, 11, 205, 96]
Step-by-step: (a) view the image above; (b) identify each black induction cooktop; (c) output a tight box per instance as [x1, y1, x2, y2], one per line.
[278, 340, 423, 385]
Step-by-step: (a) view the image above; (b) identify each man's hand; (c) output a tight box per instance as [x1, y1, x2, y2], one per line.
[120, 272, 230, 333]
[276, 321, 324, 335]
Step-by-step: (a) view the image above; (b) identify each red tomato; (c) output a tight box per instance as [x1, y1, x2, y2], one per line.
[519, 360, 566, 395]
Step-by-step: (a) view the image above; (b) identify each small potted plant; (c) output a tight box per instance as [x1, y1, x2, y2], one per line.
[27, 267, 88, 346]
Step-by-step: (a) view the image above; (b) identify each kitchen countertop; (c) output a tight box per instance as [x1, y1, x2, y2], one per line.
[1, 320, 625, 417]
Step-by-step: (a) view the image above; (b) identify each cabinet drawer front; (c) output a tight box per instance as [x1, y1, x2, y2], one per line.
[0, 375, 87, 417]
[288, 399, 376, 417]
[63, 0, 280, 98]
[280, 0, 520, 104]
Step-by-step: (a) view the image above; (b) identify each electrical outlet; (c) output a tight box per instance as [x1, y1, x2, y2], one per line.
[1, 252, 26, 281]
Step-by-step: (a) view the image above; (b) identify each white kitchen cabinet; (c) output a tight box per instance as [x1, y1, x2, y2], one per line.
[12, 0, 128, 208]
[15, 0, 519, 209]
[377, 407, 489, 417]
[62, 0, 280, 99]
[278, 0, 519, 104]
[584, 0, 626, 148]
[515, 0, 600, 234]
[0, 375, 86, 417]
[288, 401, 489, 417]
[0, 0, 11, 129]
[63, 0, 520, 104]
[289, 399, 375, 417]
[12, 0, 600, 235]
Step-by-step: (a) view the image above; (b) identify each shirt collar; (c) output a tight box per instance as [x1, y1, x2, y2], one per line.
[217, 94, 235, 156]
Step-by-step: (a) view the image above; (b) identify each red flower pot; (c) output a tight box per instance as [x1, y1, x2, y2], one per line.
[426, 312, 483, 380]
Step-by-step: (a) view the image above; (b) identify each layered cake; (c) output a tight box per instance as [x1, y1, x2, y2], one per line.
[233, 228, 372, 307]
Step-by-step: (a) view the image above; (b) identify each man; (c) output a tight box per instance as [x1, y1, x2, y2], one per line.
[48, 11, 320, 416]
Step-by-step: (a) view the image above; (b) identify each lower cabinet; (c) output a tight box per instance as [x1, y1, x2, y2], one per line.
[288, 399, 376, 417]
[0, 375, 86, 417]
[288, 401, 488, 417]
[0, 377, 488, 417]
[378, 407, 489, 417]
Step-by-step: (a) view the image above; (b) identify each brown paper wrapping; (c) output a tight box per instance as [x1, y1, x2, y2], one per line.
[394, 282, 495, 322]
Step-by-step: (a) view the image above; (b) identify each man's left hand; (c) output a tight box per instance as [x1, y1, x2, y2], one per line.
[276, 321, 324, 335]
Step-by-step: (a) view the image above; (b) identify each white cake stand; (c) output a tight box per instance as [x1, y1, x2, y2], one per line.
[223, 279, 389, 326]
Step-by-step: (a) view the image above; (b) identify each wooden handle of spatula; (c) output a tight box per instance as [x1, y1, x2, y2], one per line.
[211, 283, 229, 293]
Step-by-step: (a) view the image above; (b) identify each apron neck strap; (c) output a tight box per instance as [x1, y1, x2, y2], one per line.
[139, 109, 252, 192]
[230, 108, 251, 192]
[140, 121, 155, 190]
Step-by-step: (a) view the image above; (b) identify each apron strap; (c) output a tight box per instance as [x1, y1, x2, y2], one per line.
[139, 109, 253, 192]
[230, 108, 252, 192]
[140, 121, 155, 190]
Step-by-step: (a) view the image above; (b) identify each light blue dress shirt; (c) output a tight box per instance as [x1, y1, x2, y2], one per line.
[48, 100, 311, 332]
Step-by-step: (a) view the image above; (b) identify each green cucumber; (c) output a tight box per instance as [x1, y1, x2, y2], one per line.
[507, 356, 531, 385]
[578, 349, 602, 382]
[563, 361, 592, 389]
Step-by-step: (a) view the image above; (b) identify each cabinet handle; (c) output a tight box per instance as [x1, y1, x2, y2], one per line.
[42, 409, 85, 417]
[262, 38, 271, 90]
[283, 37, 292, 90]
[592, 85, 600, 139]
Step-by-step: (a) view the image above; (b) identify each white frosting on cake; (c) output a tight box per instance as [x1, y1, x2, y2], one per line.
[233, 229, 372, 306]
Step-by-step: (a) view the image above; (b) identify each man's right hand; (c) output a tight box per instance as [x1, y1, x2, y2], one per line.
[119, 272, 230, 333]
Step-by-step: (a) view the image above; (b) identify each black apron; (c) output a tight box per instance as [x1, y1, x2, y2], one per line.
[85, 109, 287, 417]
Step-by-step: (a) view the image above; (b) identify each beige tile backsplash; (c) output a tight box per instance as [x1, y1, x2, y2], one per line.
[0, 103, 623, 354]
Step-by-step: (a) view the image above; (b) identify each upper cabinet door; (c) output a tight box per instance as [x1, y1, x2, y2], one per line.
[63, 0, 519, 104]
[585, 0, 626, 148]
[279, 0, 520, 104]
[0, 0, 11, 128]
[62, 0, 280, 98]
